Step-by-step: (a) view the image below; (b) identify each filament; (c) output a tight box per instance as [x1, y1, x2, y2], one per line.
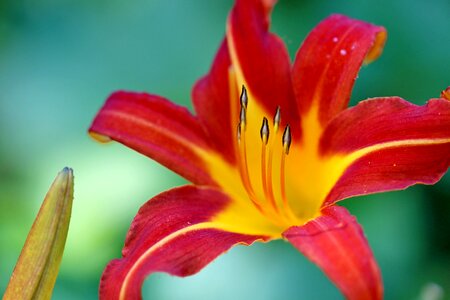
[280, 125, 296, 221]
[238, 123, 264, 213]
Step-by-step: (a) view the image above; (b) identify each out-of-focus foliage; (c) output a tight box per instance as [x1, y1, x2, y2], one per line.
[0, 0, 448, 299]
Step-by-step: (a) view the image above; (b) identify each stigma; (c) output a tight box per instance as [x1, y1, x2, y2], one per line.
[236, 85, 297, 226]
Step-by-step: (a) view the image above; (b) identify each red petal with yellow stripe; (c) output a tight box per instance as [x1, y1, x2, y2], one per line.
[100, 186, 268, 300]
[321, 97, 450, 205]
[284, 206, 382, 300]
[227, 0, 300, 136]
[293, 14, 386, 126]
[89, 0, 450, 298]
[89, 91, 215, 185]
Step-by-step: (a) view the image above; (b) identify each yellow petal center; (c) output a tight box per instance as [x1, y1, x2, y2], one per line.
[195, 29, 353, 238]
[197, 61, 346, 237]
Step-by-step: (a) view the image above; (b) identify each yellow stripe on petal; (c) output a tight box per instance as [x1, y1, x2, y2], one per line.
[283, 97, 450, 220]
[120, 223, 217, 299]
[344, 138, 450, 162]
[287, 137, 450, 218]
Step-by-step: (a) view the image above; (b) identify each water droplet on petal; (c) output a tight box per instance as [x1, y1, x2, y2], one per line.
[340, 49, 347, 56]
[332, 37, 338, 43]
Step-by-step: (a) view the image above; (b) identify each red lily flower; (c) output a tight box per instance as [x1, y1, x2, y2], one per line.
[89, 0, 450, 299]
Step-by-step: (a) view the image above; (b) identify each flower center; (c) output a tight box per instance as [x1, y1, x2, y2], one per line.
[236, 86, 298, 226]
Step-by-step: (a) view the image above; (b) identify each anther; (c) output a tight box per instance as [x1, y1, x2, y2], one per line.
[240, 85, 248, 109]
[273, 106, 281, 130]
[260, 117, 269, 145]
[282, 125, 292, 154]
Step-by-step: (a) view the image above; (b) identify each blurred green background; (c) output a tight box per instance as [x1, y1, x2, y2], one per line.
[1, 0, 449, 299]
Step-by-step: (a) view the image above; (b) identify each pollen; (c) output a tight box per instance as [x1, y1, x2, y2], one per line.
[240, 85, 248, 109]
[282, 125, 292, 154]
[260, 117, 269, 145]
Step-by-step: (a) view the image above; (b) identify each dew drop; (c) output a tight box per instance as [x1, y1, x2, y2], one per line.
[340, 49, 347, 56]
[332, 37, 338, 43]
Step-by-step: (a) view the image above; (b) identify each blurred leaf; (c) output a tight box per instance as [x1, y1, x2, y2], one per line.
[3, 167, 74, 300]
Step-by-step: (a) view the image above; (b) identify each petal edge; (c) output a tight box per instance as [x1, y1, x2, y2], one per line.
[99, 186, 268, 300]
[90, 91, 217, 185]
[293, 14, 386, 126]
[320, 97, 450, 205]
[284, 206, 382, 300]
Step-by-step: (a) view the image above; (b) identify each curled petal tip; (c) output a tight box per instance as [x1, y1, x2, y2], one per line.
[440, 86, 450, 100]
[89, 131, 112, 143]
[259, 0, 278, 13]
[363, 29, 387, 65]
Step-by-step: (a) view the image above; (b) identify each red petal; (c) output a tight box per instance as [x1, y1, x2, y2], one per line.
[321, 97, 450, 205]
[326, 143, 450, 205]
[192, 40, 236, 164]
[293, 14, 386, 125]
[89, 91, 216, 185]
[283, 206, 382, 300]
[227, 0, 300, 134]
[321, 97, 450, 153]
[100, 186, 267, 300]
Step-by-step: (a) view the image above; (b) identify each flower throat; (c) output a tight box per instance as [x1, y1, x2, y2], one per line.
[236, 85, 298, 226]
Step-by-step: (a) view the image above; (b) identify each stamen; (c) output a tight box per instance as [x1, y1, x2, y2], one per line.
[240, 85, 248, 109]
[280, 124, 296, 221]
[267, 107, 280, 214]
[234, 89, 293, 225]
[235, 91, 268, 216]
[237, 123, 241, 143]
[280, 149, 289, 215]
[238, 122, 265, 213]
[260, 117, 269, 145]
[260, 117, 278, 213]
[282, 125, 292, 154]
[239, 106, 247, 130]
